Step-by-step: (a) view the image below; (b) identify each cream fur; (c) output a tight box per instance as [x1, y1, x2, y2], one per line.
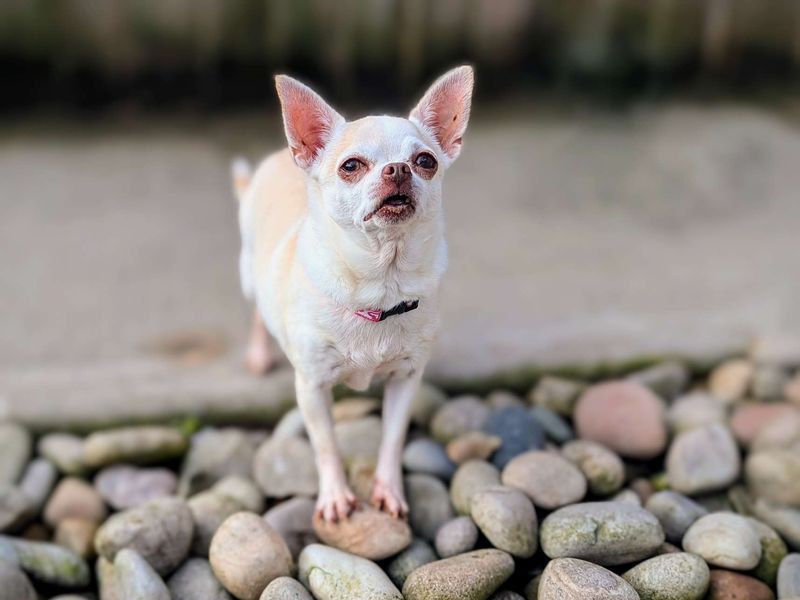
[237, 66, 473, 521]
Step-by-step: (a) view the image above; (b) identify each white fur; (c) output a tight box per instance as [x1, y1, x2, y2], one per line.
[237, 66, 473, 520]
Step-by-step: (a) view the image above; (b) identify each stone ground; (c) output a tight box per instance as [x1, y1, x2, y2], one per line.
[2, 100, 800, 428]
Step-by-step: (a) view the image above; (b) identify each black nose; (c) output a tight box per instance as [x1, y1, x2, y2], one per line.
[382, 162, 411, 185]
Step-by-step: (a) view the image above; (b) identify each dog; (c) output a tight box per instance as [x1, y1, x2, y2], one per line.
[233, 66, 474, 521]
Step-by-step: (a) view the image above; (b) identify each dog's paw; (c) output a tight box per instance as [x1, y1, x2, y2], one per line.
[371, 479, 408, 519]
[315, 483, 358, 523]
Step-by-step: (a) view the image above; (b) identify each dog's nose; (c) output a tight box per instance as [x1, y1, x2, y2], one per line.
[382, 162, 411, 185]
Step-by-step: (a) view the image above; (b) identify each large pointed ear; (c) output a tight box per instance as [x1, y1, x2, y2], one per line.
[275, 75, 345, 170]
[409, 65, 474, 162]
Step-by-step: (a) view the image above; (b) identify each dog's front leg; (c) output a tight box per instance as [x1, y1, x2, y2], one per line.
[372, 369, 423, 518]
[295, 374, 356, 521]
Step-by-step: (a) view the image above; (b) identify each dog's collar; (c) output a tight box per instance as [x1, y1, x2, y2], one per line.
[354, 299, 419, 323]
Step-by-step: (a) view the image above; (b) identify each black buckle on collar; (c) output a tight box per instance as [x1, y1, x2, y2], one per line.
[379, 299, 420, 321]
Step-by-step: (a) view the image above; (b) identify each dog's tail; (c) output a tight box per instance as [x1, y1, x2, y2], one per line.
[231, 157, 252, 202]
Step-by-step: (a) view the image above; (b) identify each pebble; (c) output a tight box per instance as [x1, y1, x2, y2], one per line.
[435, 516, 478, 558]
[732, 403, 798, 447]
[502, 450, 586, 509]
[253, 436, 318, 497]
[402, 549, 514, 600]
[752, 365, 790, 400]
[630, 478, 654, 504]
[682, 512, 762, 570]
[486, 390, 526, 410]
[312, 506, 411, 560]
[261, 576, 312, 600]
[44, 477, 107, 527]
[645, 491, 708, 543]
[752, 411, 800, 452]
[332, 397, 380, 422]
[786, 372, 800, 403]
[95, 555, 117, 600]
[214, 476, 263, 513]
[450, 460, 501, 515]
[403, 438, 456, 479]
[0, 486, 34, 532]
[667, 393, 726, 433]
[750, 335, 800, 367]
[0, 559, 36, 600]
[626, 361, 690, 400]
[209, 512, 293, 600]
[83, 426, 188, 467]
[54, 518, 97, 558]
[749, 517, 788, 586]
[708, 359, 754, 403]
[272, 409, 306, 441]
[706, 570, 775, 600]
[37, 433, 86, 476]
[178, 428, 256, 497]
[94, 496, 194, 575]
[386, 539, 437, 588]
[114, 548, 170, 600]
[540, 501, 665, 566]
[4, 536, 90, 587]
[446, 432, 502, 464]
[746, 449, 800, 506]
[17, 459, 56, 513]
[574, 381, 667, 459]
[411, 384, 448, 428]
[529, 406, 575, 443]
[168, 557, 232, 600]
[334, 416, 383, 464]
[431, 396, 491, 444]
[622, 552, 710, 600]
[0, 537, 16, 564]
[612, 489, 642, 505]
[528, 376, 585, 417]
[561, 440, 625, 496]
[406, 473, 454, 541]
[188, 489, 244, 556]
[95, 465, 177, 510]
[483, 406, 545, 468]
[752, 498, 800, 550]
[0, 423, 31, 486]
[666, 424, 740, 495]
[470, 486, 538, 558]
[263, 496, 317, 559]
[778, 553, 800, 599]
[538, 557, 639, 600]
[489, 592, 525, 600]
[299, 544, 402, 599]
[347, 456, 377, 502]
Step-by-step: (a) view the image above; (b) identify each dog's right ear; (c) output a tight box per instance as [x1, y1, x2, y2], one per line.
[275, 75, 344, 171]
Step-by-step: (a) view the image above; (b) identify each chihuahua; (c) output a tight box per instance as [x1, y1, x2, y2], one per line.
[233, 66, 474, 521]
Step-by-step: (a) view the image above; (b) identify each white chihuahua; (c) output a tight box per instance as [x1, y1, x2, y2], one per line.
[234, 66, 473, 521]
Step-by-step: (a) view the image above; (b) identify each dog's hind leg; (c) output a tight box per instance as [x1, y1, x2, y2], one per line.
[244, 306, 276, 375]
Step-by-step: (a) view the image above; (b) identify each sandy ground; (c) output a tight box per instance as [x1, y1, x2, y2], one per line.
[1, 101, 799, 423]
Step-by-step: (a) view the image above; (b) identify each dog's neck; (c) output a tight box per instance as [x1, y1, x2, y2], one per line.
[297, 183, 447, 311]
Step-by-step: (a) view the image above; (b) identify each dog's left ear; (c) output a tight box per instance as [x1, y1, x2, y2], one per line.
[410, 65, 474, 162]
[275, 75, 345, 171]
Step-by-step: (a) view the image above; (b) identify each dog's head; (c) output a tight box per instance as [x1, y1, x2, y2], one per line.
[275, 66, 474, 230]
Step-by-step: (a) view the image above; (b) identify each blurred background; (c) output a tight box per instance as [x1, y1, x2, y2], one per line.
[2, 0, 800, 429]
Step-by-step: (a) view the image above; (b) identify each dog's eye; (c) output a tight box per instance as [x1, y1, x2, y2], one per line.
[414, 153, 437, 170]
[340, 158, 363, 173]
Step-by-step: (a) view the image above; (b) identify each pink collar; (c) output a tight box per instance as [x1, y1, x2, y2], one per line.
[354, 299, 419, 322]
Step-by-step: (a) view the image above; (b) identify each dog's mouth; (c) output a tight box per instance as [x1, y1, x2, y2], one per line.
[364, 193, 416, 222]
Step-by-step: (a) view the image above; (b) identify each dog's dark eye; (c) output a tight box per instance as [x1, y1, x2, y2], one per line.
[340, 158, 363, 173]
[415, 153, 437, 170]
